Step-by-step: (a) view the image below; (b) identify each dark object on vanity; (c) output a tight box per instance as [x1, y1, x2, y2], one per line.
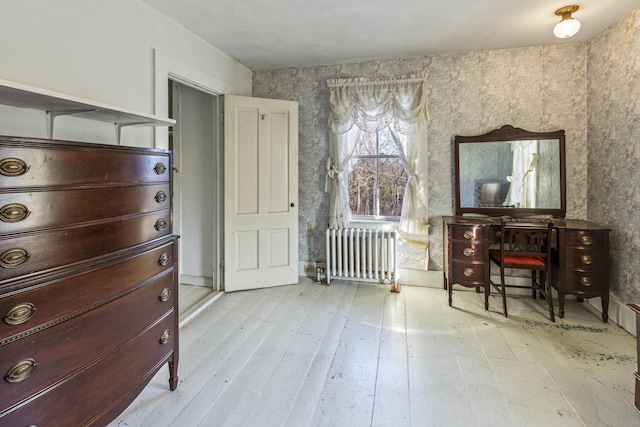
[0, 135, 179, 425]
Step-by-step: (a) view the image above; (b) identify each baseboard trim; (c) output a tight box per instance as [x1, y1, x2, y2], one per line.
[180, 274, 213, 288]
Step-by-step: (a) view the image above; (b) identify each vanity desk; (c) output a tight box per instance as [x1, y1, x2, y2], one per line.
[446, 125, 610, 322]
[443, 216, 610, 322]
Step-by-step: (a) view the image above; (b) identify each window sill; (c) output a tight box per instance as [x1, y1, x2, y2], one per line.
[349, 218, 399, 231]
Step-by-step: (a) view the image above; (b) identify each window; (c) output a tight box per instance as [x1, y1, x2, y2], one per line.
[347, 127, 408, 219]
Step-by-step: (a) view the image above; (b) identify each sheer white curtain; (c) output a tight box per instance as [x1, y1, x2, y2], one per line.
[504, 140, 539, 208]
[325, 75, 429, 234]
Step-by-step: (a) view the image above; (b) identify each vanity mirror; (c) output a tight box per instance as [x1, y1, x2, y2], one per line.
[454, 125, 566, 218]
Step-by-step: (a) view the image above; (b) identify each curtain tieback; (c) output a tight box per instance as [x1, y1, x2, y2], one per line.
[325, 157, 342, 192]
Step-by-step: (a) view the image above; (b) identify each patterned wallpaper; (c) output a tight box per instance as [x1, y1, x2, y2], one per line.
[587, 9, 640, 302]
[253, 10, 640, 306]
[253, 44, 588, 273]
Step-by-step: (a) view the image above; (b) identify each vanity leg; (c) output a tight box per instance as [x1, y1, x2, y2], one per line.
[602, 294, 609, 323]
[558, 292, 566, 318]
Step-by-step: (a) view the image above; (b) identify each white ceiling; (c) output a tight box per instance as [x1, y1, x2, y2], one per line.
[143, 0, 640, 71]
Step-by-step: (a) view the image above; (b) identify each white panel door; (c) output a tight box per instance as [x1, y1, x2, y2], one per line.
[224, 95, 298, 291]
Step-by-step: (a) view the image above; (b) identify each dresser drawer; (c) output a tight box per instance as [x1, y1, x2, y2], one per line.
[451, 240, 484, 262]
[0, 310, 175, 425]
[0, 240, 175, 341]
[0, 141, 170, 187]
[0, 183, 170, 234]
[564, 248, 607, 270]
[565, 230, 604, 248]
[0, 212, 172, 281]
[451, 259, 485, 285]
[0, 272, 176, 412]
[563, 269, 605, 295]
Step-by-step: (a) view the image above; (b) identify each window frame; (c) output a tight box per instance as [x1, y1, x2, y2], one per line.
[348, 129, 406, 222]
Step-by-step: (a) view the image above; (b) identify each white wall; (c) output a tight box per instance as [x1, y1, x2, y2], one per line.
[0, 0, 252, 147]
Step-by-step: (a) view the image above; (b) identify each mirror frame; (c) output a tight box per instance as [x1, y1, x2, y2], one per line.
[454, 125, 566, 218]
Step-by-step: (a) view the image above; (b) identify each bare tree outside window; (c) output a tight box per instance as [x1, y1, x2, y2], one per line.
[347, 128, 408, 218]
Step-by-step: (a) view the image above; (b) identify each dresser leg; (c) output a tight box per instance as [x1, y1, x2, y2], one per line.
[168, 359, 179, 391]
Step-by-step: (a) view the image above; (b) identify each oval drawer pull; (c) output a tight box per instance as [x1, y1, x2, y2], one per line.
[463, 268, 474, 277]
[463, 230, 474, 240]
[0, 157, 30, 177]
[159, 288, 172, 302]
[579, 255, 593, 265]
[0, 248, 29, 268]
[579, 235, 593, 246]
[159, 330, 171, 345]
[4, 302, 36, 325]
[579, 277, 593, 287]
[0, 203, 31, 223]
[462, 247, 475, 257]
[5, 358, 37, 383]
[155, 191, 167, 203]
[158, 252, 170, 266]
[154, 162, 167, 175]
[154, 219, 167, 231]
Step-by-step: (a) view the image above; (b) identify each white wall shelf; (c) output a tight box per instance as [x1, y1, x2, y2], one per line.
[0, 78, 175, 144]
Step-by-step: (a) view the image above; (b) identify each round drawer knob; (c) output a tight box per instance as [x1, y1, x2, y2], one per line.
[159, 288, 172, 302]
[0, 203, 31, 223]
[159, 330, 171, 345]
[580, 235, 593, 246]
[0, 248, 29, 269]
[463, 230, 474, 240]
[463, 268, 474, 277]
[579, 277, 593, 287]
[158, 252, 170, 266]
[154, 219, 167, 231]
[154, 162, 167, 175]
[462, 247, 475, 257]
[579, 255, 593, 265]
[0, 157, 30, 177]
[5, 358, 37, 383]
[155, 191, 167, 203]
[4, 302, 36, 325]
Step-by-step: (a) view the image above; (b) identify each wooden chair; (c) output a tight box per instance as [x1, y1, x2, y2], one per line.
[489, 219, 555, 321]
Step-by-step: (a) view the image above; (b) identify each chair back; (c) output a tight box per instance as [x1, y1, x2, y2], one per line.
[499, 220, 554, 269]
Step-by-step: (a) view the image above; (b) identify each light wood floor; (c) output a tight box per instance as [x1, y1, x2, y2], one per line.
[109, 277, 639, 427]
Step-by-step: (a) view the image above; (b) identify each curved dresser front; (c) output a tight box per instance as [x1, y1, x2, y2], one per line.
[0, 135, 178, 426]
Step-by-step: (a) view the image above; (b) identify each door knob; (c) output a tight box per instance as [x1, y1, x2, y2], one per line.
[290, 203, 295, 207]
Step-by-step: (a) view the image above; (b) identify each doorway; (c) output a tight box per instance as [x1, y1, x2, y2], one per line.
[169, 80, 224, 322]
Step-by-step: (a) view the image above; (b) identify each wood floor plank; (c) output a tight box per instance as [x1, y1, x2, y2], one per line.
[109, 279, 640, 427]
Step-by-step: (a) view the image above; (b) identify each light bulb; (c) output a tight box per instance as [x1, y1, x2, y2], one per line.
[554, 18, 581, 38]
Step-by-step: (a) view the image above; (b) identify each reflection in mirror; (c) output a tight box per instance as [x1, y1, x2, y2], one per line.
[455, 126, 566, 218]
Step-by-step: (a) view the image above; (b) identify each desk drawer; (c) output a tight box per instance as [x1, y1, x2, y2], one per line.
[565, 230, 604, 248]
[563, 269, 605, 295]
[451, 240, 484, 262]
[449, 224, 483, 242]
[564, 248, 607, 270]
[0, 272, 175, 412]
[0, 310, 175, 425]
[451, 259, 485, 285]
[0, 241, 175, 341]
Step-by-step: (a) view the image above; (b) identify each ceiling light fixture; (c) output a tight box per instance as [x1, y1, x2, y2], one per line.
[554, 5, 581, 38]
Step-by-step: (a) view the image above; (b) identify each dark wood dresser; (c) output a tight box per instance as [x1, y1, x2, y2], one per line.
[0, 135, 179, 426]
